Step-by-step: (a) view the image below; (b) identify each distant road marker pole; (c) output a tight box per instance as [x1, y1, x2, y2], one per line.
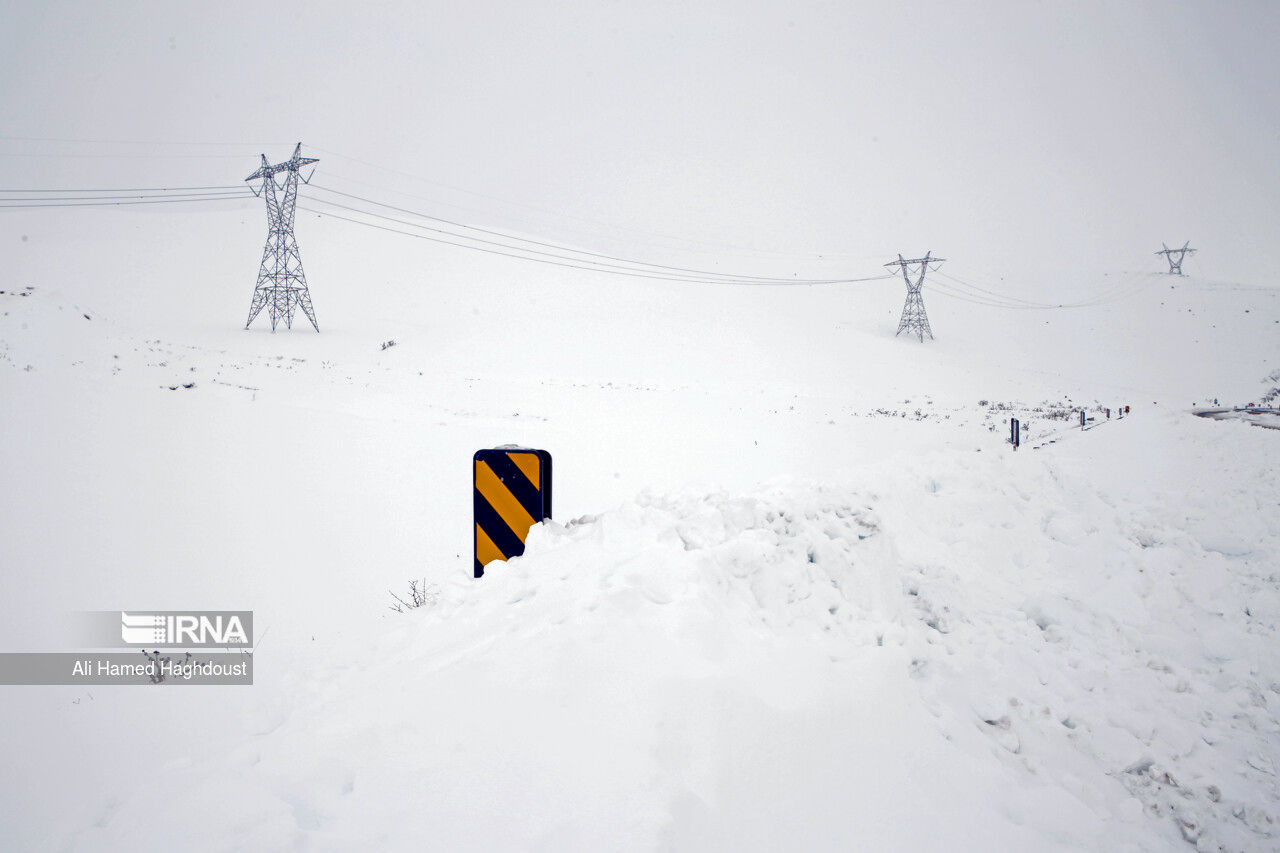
[473, 447, 552, 578]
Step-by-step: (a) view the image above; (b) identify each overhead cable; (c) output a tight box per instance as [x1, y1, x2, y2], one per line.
[298, 203, 892, 287]
[308, 184, 855, 285]
[304, 191, 858, 285]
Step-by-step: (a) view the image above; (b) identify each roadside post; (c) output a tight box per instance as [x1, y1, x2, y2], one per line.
[473, 447, 553, 578]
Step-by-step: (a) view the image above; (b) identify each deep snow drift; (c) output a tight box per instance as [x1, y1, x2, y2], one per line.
[1, 244, 1278, 850]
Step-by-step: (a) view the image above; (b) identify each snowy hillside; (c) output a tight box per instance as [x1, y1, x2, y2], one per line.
[1, 241, 1278, 850]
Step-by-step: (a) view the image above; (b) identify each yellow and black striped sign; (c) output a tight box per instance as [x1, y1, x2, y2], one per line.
[473, 447, 552, 578]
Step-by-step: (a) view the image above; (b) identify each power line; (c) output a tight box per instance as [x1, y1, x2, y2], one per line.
[310, 144, 870, 262]
[0, 135, 287, 147]
[297, 204, 762, 284]
[0, 184, 246, 193]
[0, 193, 252, 210]
[306, 186, 858, 285]
[932, 269, 1134, 309]
[319, 166, 875, 266]
[298, 203, 892, 287]
[930, 265, 1158, 310]
[933, 270, 1052, 307]
[929, 279, 1055, 309]
[0, 189, 252, 202]
[927, 282, 1055, 308]
[0, 151, 257, 160]
[928, 260, 1155, 319]
[927, 274, 1150, 310]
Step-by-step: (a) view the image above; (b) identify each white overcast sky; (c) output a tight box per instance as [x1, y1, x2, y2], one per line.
[2, 0, 1277, 287]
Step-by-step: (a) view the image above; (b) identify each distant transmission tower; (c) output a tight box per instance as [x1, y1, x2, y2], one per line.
[886, 252, 943, 342]
[244, 143, 319, 332]
[1155, 241, 1196, 275]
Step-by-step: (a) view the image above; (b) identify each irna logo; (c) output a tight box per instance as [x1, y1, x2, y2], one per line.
[120, 612, 252, 647]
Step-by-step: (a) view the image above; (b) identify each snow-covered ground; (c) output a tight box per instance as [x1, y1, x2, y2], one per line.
[1, 226, 1278, 850]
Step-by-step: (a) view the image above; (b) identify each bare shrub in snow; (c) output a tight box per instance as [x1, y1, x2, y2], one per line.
[388, 579, 438, 613]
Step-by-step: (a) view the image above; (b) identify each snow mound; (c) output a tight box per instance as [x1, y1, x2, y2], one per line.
[452, 487, 898, 649]
[70, 484, 1110, 851]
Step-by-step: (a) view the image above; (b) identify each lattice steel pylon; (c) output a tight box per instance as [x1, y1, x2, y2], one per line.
[885, 252, 943, 342]
[244, 143, 319, 332]
[1156, 241, 1196, 275]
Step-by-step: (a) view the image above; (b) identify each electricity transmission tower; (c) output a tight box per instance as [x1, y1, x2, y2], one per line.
[886, 252, 943, 342]
[244, 143, 319, 331]
[1156, 241, 1196, 275]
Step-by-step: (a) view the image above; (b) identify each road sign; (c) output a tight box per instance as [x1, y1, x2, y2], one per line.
[473, 447, 553, 578]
